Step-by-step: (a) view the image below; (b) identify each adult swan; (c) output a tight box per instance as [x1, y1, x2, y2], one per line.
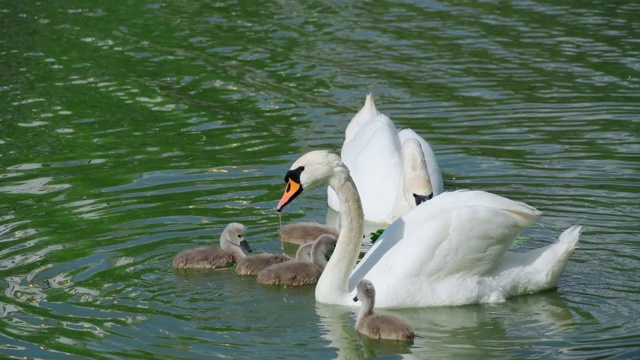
[327, 94, 444, 225]
[277, 150, 582, 308]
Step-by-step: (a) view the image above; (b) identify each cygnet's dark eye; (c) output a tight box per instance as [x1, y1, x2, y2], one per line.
[237, 234, 242, 238]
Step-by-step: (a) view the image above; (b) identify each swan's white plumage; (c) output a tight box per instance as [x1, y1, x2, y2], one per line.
[398, 128, 443, 195]
[349, 190, 542, 290]
[328, 94, 443, 224]
[283, 151, 581, 308]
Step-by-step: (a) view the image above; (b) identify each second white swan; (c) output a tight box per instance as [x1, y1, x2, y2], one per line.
[277, 150, 581, 308]
[327, 94, 443, 225]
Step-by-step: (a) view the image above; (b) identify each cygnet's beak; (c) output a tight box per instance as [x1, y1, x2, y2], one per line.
[240, 239, 252, 253]
[413, 192, 433, 206]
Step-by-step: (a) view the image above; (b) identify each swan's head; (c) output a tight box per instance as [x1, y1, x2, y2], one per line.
[277, 150, 344, 212]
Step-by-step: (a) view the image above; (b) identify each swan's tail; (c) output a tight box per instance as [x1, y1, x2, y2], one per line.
[536, 225, 582, 286]
[492, 225, 582, 300]
[536, 225, 582, 290]
[558, 225, 582, 250]
[363, 93, 377, 113]
[344, 93, 380, 143]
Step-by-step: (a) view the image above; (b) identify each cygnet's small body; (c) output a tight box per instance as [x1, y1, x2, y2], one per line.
[235, 252, 292, 276]
[278, 222, 339, 245]
[257, 234, 337, 286]
[353, 279, 415, 341]
[173, 223, 252, 269]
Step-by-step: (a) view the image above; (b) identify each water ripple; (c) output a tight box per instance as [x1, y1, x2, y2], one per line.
[0, 0, 639, 358]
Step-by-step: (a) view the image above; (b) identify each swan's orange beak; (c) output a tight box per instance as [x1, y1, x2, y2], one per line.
[277, 178, 302, 212]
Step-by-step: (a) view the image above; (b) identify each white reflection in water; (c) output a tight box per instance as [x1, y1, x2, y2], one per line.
[0, 177, 71, 194]
[315, 292, 576, 359]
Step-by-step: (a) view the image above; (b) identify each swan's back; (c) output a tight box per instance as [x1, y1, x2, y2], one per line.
[348, 191, 543, 306]
[235, 253, 291, 275]
[337, 107, 401, 221]
[330, 94, 443, 223]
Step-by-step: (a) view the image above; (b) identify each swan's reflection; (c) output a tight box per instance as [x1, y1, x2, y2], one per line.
[316, 291, 576, 359]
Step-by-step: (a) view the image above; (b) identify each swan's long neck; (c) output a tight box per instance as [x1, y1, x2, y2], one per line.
[388, 139, 432, 221]
[315, 166, 364, 305]
[401, 139, 432, 206]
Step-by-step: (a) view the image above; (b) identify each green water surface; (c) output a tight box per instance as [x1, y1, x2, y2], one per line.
[1, 1, 639, 359]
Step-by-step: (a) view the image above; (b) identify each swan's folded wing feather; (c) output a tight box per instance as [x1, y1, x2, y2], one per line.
[355, 205, 537, 308]
[392, 205, 536, 279]
[349, 190, 541, 290]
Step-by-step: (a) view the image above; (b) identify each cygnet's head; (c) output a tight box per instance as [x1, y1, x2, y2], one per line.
[277, 151, 345, 212]
[353, 279, 375, 303]
[295, 242, 314, 262]
[312, 234, 337, 263]
[221, 222, 252, 253]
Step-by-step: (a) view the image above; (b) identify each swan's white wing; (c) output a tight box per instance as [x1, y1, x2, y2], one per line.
[363, 205, 538, 308]
[380, 205, 534, 279]
[348, 190, 541, 290]
[398, 128, 443, 195]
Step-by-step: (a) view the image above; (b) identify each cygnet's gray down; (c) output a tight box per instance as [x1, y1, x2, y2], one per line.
[353, 279, 415, 341]
[236, 252, 292, 275]
[278, 222, 339, 245]
[173, 222, 252, 269]
[257, 234, 337, 286]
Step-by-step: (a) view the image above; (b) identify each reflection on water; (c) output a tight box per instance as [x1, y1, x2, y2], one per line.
[317, 292, 579, 359]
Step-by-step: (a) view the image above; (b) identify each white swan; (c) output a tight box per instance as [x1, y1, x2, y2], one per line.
[277, 150, 582, 308]
[327, 94, 443, 225]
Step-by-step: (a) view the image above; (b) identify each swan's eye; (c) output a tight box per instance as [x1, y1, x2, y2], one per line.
[237, 234, 242, 238]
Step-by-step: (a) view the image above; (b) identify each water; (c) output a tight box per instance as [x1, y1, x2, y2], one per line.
[1, 0, 639, 358]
